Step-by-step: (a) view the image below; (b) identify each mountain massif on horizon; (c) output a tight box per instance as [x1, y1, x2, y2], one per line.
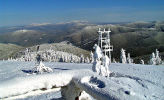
[0, 21, 164, 63]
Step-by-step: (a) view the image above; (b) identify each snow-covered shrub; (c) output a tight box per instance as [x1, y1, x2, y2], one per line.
[127, 53, 133, 64]
[149, 49, 162, 65]
[93, 44, 103, 60]
[92, 44, 110, 77]
[155, 49, 162, 65]
[92, 44, 103, 73]
[120, 48, 127, 64]
[80, 54, 85, 63]
[140, 59, 144, 65]
[33, 61, 53, 74]
[33, 54, 53, 74]
[113, 58, 117, 63]
[149, 52, 156, 65]
[85, 57, 90, 63]
[100, 55, 110, 77]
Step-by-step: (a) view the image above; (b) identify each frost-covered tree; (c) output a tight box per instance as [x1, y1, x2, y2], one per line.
[93, 44, 103, 60]
[155, 49, 162, 65]
[80, 54, 85, 63]
[24, 48, 31, 61]
[33, 50, 53, 74]
[149, 49, 162, 65]
[16, 48, 82, 63]
[149, 52, 156, 65]
[140, 59, 144, 65]
[33, 61, 53, 74]
[92, 44, 110, 77]
[92, 44, 102, 73]
[120, 48, 127, 64]
[127, 53, 133, 64]
[100, 55, 110, 77]
[36, 54, 42, 65]
[85, 57, 90, 63]
[113, 58, 117, 63]
[90, 51, 94, 63]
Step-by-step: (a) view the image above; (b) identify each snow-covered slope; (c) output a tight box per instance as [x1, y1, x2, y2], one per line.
[0, 61, 164, 100]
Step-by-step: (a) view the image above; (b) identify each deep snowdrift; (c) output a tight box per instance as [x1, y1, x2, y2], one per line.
[0, 61, 164, 100]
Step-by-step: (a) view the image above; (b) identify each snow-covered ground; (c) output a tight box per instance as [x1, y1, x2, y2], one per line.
[0, 61, 164, 100]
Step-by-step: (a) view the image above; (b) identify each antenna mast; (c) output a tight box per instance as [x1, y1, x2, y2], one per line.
[98, 28, 113, 62]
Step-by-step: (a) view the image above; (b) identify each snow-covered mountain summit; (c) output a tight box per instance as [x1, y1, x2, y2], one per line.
[0, 61, 163, 100]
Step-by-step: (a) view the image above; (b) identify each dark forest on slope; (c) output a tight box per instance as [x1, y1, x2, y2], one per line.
[0, 21, 164, 63]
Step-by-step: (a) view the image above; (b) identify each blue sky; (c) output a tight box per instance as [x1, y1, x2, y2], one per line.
[0, 0, 164, 26]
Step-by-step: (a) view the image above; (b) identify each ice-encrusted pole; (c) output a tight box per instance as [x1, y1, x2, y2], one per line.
[97, 28, 113, 63]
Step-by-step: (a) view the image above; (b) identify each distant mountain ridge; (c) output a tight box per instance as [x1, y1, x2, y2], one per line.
[0, 21, 164, 63]
[0, 42, 90, 60]
[0, 21, 89, 46]
[0, 43, 23, 60]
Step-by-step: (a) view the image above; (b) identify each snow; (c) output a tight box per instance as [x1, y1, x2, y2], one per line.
[5, 88, 61, 100]
[0, 70, 73, 99]
[127, 53, 133, 64]
[120, 48, 127, 64]
[0, 61, 164, 100]
[90, 51, 94, 63]
[93, 44, 103, 59]
[141, 59, 144, 64]
[16, 48, 87, 63]
[75, 63, 164, 100]
[149, 52, 156, 65]
[33, 61, 53, 74]
[13, 30, 37, 35]
[92, 45, 110, 77]
[149, 49, 162, 65]
[15, 29, 30, 33]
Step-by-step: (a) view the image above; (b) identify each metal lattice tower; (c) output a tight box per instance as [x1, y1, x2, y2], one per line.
[98, 28, 113, 61]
